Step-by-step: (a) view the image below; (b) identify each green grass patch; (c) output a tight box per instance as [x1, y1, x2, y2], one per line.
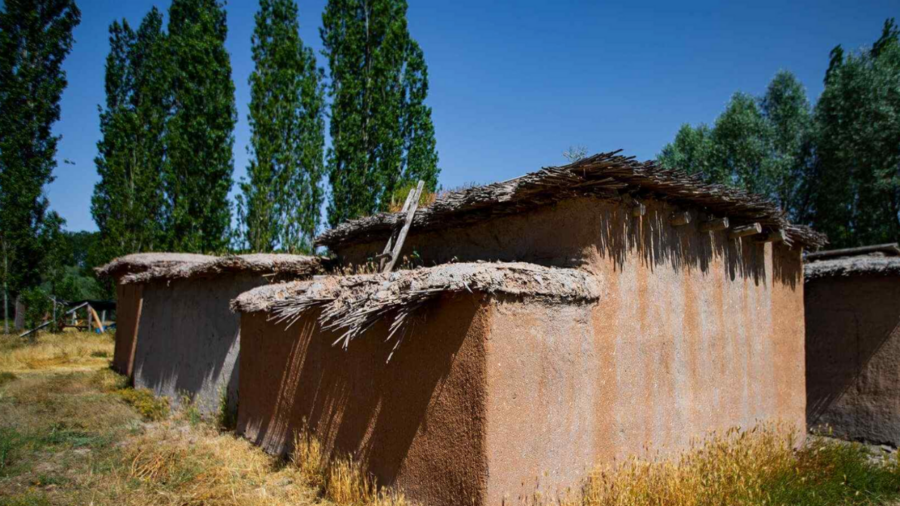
[118, 388, 169, 421]
[0, 370, 17, 387]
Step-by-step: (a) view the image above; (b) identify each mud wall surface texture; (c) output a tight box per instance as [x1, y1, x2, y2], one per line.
[112, 282, 143, 377]
[238, 294, 491, 506]
[248, 197, 806, 505]
[132, 272, 263, 415]
[806, 274, 900, 445]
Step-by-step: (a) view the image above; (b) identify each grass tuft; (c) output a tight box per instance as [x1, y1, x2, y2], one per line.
[118, 387, 169, 421]
[0, 371, 17, 387]
[554, 424, 900, 506]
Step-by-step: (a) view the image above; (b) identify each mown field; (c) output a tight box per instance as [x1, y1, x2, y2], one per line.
[2, 331, 900, 506]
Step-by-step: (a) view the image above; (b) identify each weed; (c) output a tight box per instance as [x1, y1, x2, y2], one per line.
[118, 388, 169, 421]
[0, 370, 17, 387]
[216, 385, 237, 431]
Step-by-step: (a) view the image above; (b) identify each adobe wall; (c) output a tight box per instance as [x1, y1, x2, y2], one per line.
[806, 274, 900, 445]
[237, 294, 491, 505]
[112, 282, 143, 378]
[132, 272, 264, 416]
[323, 197, 805, 504]
[482, 237, 805, 504]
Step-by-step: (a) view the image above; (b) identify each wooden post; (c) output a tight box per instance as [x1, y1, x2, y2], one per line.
[700, 217, 729, 232]
[729, 223, 762, 239]
[87, 306, 92, 333]
[384, 181, 425, 273]
[379, 188, 418, 271]
[670, 211, 691, 227]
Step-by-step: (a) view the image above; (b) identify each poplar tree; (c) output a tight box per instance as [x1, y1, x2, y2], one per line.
[0, 0, 80, 329]
[321, 0, 439, 227]
[92, 9, 168, 264]
[164, 0, 236, 253]
[237, 0, 325, 253]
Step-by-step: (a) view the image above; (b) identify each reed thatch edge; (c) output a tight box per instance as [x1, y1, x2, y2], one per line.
[315, 150, 827, 249]
[120, 254, 324, 284]
[232, 262, 602, 359]
[95, 253, 216, 279]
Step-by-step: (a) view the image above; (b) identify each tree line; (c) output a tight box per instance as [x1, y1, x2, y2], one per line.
[0, 0, 440, 326]
[93, 0, 440, 259]
[658, 19, 900, 249]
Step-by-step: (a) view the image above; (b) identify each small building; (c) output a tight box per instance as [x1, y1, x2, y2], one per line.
[99, 253, 321, 416]
[805, 243, 900, 445]
[232, 151, 826, 506]
[96, 253, 214, 377]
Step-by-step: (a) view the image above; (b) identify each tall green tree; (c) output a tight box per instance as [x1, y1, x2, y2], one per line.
[0, 0, 81, 330]
[321, 0, 439, 227]
[809, 19, 900, 248]
[164, 0, 236, 253]
[237, 0, 325, 253]
[92, 9, 168, 265]
[658, 71, 812, 216]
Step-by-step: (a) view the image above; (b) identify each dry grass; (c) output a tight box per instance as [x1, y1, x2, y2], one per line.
[550, 425, 900, 506]
[0, 330, 114, 372]
[0, 330, 408, 506]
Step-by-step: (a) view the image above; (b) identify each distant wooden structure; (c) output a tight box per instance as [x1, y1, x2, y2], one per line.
[19, 299, 116, 338]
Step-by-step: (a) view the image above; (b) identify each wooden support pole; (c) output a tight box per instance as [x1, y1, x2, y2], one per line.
[631, 203, 646, 217]
[700, 217, 729, 232]
[729, 223, 762, 239]
[670, 211, 691, 227]
[384, 181, 425, 273]
[756, 229, 787, 243]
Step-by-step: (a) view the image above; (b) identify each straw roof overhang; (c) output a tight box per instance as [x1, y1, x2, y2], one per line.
[95, 253, 216, 279]
[120, 254, 324, 284]
[232, 262, 601, 357]
[805, 256, 900, 280]
[315, 150, 827, 249]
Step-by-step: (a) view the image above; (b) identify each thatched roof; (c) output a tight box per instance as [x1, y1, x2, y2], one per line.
[806, 256, 900, 279]
[120, 254, 323, 284]
[96, 253, 215, 279]
[232, 262, 601, 358]
[316, 150, 827, 249]
[806, 245, 900, 279]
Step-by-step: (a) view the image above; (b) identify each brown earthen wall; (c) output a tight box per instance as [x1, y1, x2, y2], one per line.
[132, 273, 264, 415]
[237, 294, 491, 505]
[258, 197, 805, 504]
[806, 274, 900, 445]
[112, 282, 143, 378]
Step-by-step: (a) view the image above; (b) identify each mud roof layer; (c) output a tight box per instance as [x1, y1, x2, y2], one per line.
[120, 254, 323, 284]
[805, 256, 900, 280]
[232, 262, 602, 355]
[316, 151, 827, 249]
[96, 253, 215, 279]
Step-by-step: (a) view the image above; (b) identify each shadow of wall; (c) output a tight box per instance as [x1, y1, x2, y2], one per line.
[806, 274, 900, 445]
[237, 293, 491, 506]
[333, 197, 800, 290]
[132, 272, 263, 415]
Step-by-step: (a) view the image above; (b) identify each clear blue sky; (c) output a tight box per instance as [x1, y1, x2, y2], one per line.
[44, 0, 897, 232]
